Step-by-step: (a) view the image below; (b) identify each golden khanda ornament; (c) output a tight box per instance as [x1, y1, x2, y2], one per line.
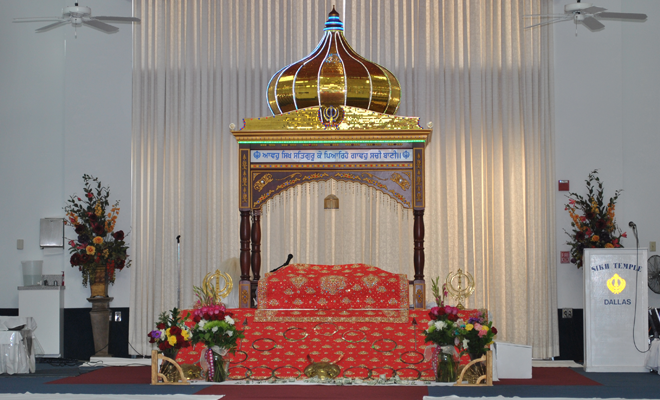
[267, 6, 401, 116]
[445, 269, 475, 310]
[202, 269, 233, 302]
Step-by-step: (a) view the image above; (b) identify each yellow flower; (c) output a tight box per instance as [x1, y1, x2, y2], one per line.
[103, 249, 109, 258]
[465, 324, 474, 331]
[168, 335, 177, 346]
[481, 325, 489, 331]
[95, 203, 103, 217]
[182, 330, 190, 340]
[93, 236, 104, 244]
[592, 235, 600, 242]
[605, 243, 614, 248]
[86, 246, 96, 255]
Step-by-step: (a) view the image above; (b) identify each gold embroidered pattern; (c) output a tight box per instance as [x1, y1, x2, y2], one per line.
[377, 286, 387, 293]
[352, 284, 363, 291]
[293, 299, 303, 306]
[361, 275, 379, 288]
[341, 297, 351, 304]
[283, 288, 294, 295]
[305, 287, 316, 294]
[319, 275, 347, 295]
[365, 297, 375, 304]
[317, 298, 328, 306]
[290, 276, 307, 288]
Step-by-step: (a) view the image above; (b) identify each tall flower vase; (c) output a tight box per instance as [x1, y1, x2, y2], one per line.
[204, 348, 229, 382]
[435, 345, 457, 383]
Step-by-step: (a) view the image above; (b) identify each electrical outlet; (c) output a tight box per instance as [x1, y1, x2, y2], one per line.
[114, 311, 122, 322]
[562, 308, 573, 319]
[651, 242, 657, 252]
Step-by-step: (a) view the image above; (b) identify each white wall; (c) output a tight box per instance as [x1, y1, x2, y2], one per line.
[2, 0, 659, 312]
[554, 0, 660, 308]
[0, 0, 133, 309]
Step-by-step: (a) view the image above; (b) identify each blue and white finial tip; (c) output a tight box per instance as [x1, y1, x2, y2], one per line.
[324, 5, 343, 31]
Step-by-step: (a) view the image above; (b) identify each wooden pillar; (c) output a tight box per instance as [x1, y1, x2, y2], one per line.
[251, 209, 262, 281]
[413, 209, 426, 309]
[239, 210, 251, 308]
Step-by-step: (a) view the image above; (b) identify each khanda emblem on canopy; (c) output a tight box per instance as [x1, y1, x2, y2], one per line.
[319, 105, 345, 128]
[607, 273, 626, 294]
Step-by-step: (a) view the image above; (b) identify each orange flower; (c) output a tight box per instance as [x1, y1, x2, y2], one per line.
[591, 235, 600, 242]
[86, 245, 96, 255]
[93, 236, 104, 244]
[605, 243, 614, 248]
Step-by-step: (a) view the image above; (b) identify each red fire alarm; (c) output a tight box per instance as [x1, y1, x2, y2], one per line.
[558, 180, 569, 191]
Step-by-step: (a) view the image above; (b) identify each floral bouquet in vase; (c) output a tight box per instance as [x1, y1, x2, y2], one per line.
[424, 305, 461, 382]
[565, 169, 626, 268]
[456, 311, 497, 361]
[187, 287, 244, 382]
[147, 308, 191, 382]
[64, 174, 130, 295]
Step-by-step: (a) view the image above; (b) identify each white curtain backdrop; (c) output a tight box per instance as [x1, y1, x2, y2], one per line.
[130, 0, 558, 358]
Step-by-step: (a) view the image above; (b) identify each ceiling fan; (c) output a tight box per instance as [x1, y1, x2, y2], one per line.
[13, 2, 140, 36]
[525, 1, 647, 33]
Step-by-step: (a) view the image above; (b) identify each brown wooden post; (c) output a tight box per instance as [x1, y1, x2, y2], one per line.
[251, 209, 262, 281]
[239, 210, 251, 308]
[413, 209, 425, 309]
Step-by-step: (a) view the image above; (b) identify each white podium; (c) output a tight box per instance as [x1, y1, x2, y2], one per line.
[583, 248, 648, 372]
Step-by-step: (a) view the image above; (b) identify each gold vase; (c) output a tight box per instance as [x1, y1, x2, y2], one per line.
[90, 266, 108, 297]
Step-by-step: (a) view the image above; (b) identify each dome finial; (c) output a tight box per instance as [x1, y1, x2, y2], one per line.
[324, 6, 343, 31]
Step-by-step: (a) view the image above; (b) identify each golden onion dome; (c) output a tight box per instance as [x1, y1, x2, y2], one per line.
[267, 7, 401, 116]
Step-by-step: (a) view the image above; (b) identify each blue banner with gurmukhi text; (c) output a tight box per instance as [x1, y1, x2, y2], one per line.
[250, 149, 412, 163]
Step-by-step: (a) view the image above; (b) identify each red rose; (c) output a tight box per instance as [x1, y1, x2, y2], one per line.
[491, 327, 498, 335]
[181, 340, 190, 348]
[92, 224, 105, 236]
[158, 341, 171, 351]
[193, 315, 201, 323]
[74, 224, 86, 234]
[117, 259, 126, 270]
[113, 230, 125, 241]
[156, 323, 166, 330]
[437, 307, 446, 316]
[447, 313, 458, 322]
[169, 326, 181, 335]
[70, 253, 83, 266]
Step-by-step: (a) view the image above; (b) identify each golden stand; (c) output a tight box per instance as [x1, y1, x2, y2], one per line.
[150, 349, 189, 385]
[455, 350, 493, 386]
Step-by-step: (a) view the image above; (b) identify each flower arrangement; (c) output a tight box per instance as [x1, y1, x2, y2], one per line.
[456, 311, 497, 359]
[64, 174, 130, 287]
[424, 305, 461, 346]
[187, 285, 244, 382]
[147, 307, 191, 354]
[147, 307, 191, 382]
[431, 277, 448, 308]
[565, 170, 626, 268]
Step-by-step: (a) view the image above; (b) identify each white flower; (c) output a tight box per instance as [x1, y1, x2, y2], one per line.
[428, 320, 434, 327]
[434, 320, 446, 330]
[211, 326, 219, 333]
[199, 320, 206, 329]
[159, 329, 166, 338]
[463, 338, 469, 348]
[226, 330, 233, 337]
[225, 315, 235, 325]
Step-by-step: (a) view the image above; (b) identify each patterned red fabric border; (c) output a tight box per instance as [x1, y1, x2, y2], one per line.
[253, 309, 409, 323]
[257, 263, 409, 311]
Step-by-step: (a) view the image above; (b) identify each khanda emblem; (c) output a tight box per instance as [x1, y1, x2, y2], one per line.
[607, 273, 626, 294]
[319, 105, 344, 128]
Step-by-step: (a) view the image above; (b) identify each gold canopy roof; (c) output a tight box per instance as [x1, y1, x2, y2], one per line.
[267, 7, 401, 116]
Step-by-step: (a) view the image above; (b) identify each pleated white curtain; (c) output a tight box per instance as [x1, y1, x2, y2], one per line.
[130, 0, 558, 358]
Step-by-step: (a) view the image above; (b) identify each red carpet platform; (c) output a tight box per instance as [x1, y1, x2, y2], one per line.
[47, 366, 601, 387]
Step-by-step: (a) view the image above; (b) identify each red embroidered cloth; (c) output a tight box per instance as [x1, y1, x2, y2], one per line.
[257, 263, 409, 310]
[174, 308, 482, 380]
